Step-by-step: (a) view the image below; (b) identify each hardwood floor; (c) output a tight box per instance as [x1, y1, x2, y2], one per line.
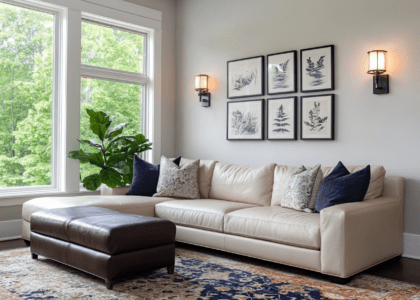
[1, 239, 419, 285]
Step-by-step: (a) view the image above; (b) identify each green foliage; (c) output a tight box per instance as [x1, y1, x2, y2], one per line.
[68, 109, 152, 191]
[0, 3, 145, 188]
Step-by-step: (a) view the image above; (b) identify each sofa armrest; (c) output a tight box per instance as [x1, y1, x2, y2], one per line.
[320, 196, 404, 278]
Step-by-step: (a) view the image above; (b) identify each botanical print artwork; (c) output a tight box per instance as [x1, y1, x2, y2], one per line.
[227, 100, 264, 140]
[231, 109, 259, 136]
[304, 101, 328, 132]
[306, 56, 325, 86]
[271, 59, 290, 89]
[301, 45, 334, 92]
[267, 51, 297, 95]
[228, 56, 264, 99]
[273, 105, 290, 132]
[267, 97, 296, 140]
[301, 95, 334, 140]
[232, 69, 258, 91]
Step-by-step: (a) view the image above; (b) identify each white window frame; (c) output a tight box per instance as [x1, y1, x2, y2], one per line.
[0, 0, 162, 201]
[0, 0, 66, 196]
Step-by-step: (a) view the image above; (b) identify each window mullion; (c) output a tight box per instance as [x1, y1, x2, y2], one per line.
[81, 65, 149, 85]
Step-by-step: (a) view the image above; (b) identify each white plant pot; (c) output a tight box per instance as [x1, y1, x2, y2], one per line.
[100, 185, 131, 196]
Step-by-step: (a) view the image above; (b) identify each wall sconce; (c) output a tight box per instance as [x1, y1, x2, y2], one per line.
[195, 74, 210, 107]
[367, 50, 389, 94]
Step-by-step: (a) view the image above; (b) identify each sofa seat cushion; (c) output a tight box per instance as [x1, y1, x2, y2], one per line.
[155, 199, 257, 232]
[224, 206, 321, 250]
[22, 196, 175, 222]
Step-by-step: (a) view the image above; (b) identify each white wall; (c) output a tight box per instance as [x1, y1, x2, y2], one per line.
[175, 0, 420, 236]
[125, 0, 177, 158]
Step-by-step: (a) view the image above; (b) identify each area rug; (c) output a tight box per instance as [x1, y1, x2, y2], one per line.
[0, 246, 419, 300]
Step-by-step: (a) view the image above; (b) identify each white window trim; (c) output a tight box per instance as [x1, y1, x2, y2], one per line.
[0, 0, 162, 199]
[0, 0, 66, 197]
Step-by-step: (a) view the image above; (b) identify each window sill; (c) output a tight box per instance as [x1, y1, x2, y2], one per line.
[0, 189, 100, 207]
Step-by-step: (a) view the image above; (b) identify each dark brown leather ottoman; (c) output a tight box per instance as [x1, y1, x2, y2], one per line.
[30, 206, 176, 290]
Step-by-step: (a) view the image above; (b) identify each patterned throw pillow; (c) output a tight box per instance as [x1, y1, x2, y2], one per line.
[154, 156, 200, 199]
[281, 165, 321, 212]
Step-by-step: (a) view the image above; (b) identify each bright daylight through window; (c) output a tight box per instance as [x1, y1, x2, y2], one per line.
[0, 2, 54, 188]
[80, 21, 146, 180]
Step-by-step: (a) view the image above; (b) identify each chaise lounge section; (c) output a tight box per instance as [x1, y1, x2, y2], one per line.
[22, 158, 405, 282]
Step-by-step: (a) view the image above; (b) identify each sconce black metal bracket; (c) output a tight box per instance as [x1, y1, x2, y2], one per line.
[373, 75, 389, 95]
[200, 93, 211, 107]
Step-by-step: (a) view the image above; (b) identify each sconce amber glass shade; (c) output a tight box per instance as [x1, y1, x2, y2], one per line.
[368, 50, 387, 75]
[195, 74, 208, 92]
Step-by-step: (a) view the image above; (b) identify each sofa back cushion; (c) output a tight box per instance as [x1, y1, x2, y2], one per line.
[208, 162, 275, 206]
[321, 165, 386, 200]
[271, 165, 299, 206]
[180, 158, 218, 199]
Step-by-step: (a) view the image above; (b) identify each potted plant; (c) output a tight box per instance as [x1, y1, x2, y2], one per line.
[68, 109, 152, 191]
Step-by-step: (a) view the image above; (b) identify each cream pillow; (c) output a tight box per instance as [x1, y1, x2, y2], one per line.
[282, 165, 321, 212]
[154, 156, 200, 199]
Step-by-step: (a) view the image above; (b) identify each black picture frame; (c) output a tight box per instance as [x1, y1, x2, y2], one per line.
[227, 56, 264, 99]
[267, 50, 297, 95]
[300, 94, 335, 140]
[227, 99, 265, 141]
[266, 97, 297, 140]
[300, 45, 334, 93]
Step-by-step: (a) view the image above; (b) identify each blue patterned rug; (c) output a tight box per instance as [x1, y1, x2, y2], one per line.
[0, 246, 419, 299]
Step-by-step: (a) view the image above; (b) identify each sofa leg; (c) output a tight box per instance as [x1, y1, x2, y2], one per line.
[31, 253, 38, 259]
[105, 279, 113, 290]
[24, 240, 30, 247]
[167, 265, 175, 274]
[329, 275, 351, 285]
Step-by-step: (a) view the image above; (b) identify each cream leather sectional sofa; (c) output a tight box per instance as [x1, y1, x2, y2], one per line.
[22, 158, 405, 281]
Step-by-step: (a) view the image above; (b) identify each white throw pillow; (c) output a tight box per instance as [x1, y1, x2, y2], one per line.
[154, 156, 200, 199]
[282, 165, 321, 212]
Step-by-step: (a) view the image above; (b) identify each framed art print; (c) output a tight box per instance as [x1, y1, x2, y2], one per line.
[300, 45, 334, 93]
[300, 94, 334, 140]
[267, 97, 297, 140]
[227, 99, 264, 140]
[267, 50, 297, 95]
[227, 56, 264, 99]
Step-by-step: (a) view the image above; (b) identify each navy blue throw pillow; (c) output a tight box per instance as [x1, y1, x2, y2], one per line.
[126, 155, 181, 196]
[314, 162, 371, 212]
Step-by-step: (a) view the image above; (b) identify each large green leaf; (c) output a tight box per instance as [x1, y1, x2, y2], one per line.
[90, 122, 108, 141]
[82, 173, 101, 191]
[78, 139, 102, 150]
[106, 153, 126, 168]
[86, 109, 111, 141]
[68, 149, 90, 163]
[100, 168, 122, 188]
[106, 123, 128, 139]
[86, 109, 111, 128]
[87, 152, 105, 168]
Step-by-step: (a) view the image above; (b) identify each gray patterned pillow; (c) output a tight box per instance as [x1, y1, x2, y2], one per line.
[154, 156, 200, 199]
[281, 165, 321, 212]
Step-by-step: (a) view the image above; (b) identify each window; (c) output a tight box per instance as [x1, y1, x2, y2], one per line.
[0, 0, 161, 199]
[80, 20, 148, 181]
[0, 2, 55, 189]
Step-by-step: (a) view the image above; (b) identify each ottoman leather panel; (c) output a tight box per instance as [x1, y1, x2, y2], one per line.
[31, 206, 176, 255]
[68, 214, 176, 255]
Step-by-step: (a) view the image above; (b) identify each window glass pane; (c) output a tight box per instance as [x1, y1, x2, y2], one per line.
[80, 78, 143, 179]
[0, 3, 54, 188]
[82, 21, 144, 74]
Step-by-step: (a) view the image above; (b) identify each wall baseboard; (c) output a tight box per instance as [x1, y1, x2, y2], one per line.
[402, 233, 420, 260]
[0, 220, 22, 241]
